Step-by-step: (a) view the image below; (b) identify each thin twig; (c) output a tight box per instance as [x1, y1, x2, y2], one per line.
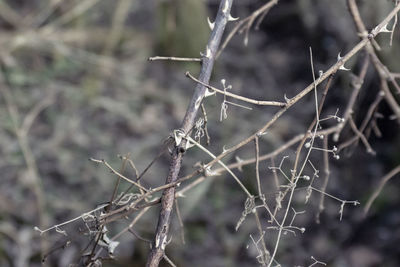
[267, 48, 334, 267]
[149, 56, 202, 62]
[163, 254, 177, 267]
[200, 104, 211, 145]
[338, 91, 384, 152]
[0, 0, 24, 28]
[348, 117, 375, 155]
[347, 0, 400, 122]
[175, 199, 185, 244]
[390, 0, 399, 46]
[270, 158, 280, 190]
[254, 137, 263, 197]
[20, 91, 55, 138]
[334, 54, 370, 141]
[216, 0, 279, 58]
[187, 136, 252, 197]
[93, 206, 151, 260]
[316, 137, 330, 224]
[186, 71, 286, 107]
[102, 0, 133, 55]
[364, 165, 400, 216]
[44, 0, 102, 30]
[253, 211, 270, 266]
[89, 158, 148, 192]
[0, 70, 48, 256]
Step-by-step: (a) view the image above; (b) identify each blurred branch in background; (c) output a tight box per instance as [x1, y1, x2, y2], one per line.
[0, 0, 400, 266]
[0, 0, 24, 28]
[0, 62, 54, 259]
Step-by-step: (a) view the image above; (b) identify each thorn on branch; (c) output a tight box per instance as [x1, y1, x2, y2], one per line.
[207, 17, 215, 30]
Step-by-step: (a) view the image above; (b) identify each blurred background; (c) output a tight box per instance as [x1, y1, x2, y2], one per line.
[0, 0, 399, 266]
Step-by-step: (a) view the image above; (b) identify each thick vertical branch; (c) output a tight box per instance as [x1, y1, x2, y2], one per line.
[146, 1, 233, 266]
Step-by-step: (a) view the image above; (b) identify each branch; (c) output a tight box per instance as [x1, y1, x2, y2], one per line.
[364, 165, 400, 216]
[333, 54, 370, 141]
[186, 71, 286, 107]
[146, 1, 235, 266]
[216, 0, 279, 58]
[149, 56, 201, 62]
[197, 3, 400, 172]
[347, 0, 400, 123]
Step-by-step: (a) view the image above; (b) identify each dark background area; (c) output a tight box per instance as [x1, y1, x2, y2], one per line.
[0, 0, 399, 266]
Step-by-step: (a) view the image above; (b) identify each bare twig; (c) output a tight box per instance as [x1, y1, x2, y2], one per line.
[333, 54, 370, 141]
[253, 211, 270, 266]
[20, 92, 55, 138]
[267, 48, 334, 267]
[316, 137, 331, 223]
[216, 0, 279, 58]
[163, 254, 177, 267]
[364, 165, 400, 216]
[44, 0, 102, 30]
[0, 0, 24, 28]
[187, 136, 252, 197]
[186, 72, 286, 107]
[30, 0, 63, 27]
[254, 137, 263, 197]
[89, 158, 148, 192]
[338, 91, 384, 152]
[347, 0, 400, 123]
[174, 199, 185, 244]
[200, 104, 211, 145]
[270, 158, 280, 191]
[102, 0, 134, 55]
[0, 70, 49, 256]
[149, 56, 202, 62]
[348, 117, 375, 155]
[390, 1, 399, 46]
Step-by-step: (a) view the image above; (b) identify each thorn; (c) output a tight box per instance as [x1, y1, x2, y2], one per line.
[284, 94, 290, 103]
[339, 65, 350, 71]
[337, 52, 350, 71]
[221, 79, 226, 87]
[185, 139, 195, 150]
[235, 156, 243, 172]
[176, 191, 186, 198]
[207, 17, 215, 31]
[337, 52, 343, 61]
[228, 14, 239, 22]
[204, 166, 221, 177]
[204, 89, 216, 97]
[205, 46, 212, 58]
[379, 23, 392, 33]
[244, 35, 249, 46]
[173, 129, 184, 146]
